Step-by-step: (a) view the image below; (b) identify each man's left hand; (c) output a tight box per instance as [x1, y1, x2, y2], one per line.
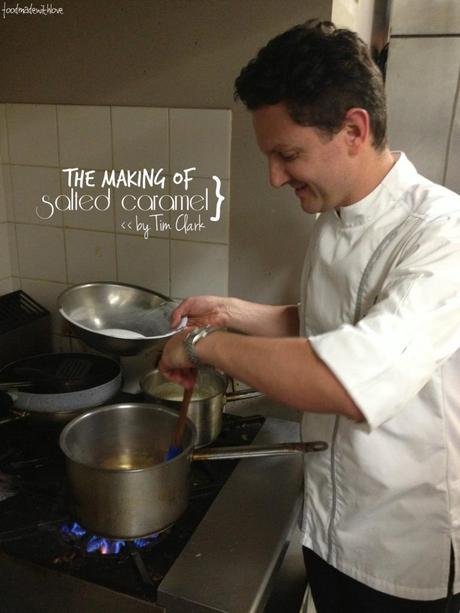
[158, 329, 197, 389]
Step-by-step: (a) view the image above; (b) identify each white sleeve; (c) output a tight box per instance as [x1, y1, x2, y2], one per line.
[308, 214, 460, 431]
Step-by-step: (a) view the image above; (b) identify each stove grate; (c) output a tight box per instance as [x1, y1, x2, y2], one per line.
[0, 290, 49, 335]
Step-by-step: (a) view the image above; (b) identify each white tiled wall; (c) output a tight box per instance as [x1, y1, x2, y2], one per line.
[0, 103, 232, 349]
[170, 108, 231, 179]
[0, 105, 8, 163]
[0, 105, 14, 294]
[16, 224, 67, 281]
[11, 165, 62, 225]
[0, 166, 7, 224]
[116, 234, 170, 293]
[0, 223, 11, 278]
[7, 104, 59, 167]
[170, 241, 228, 297]
[112, 107, 169, 171]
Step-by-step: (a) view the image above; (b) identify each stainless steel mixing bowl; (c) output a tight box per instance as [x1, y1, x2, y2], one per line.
[58, 282, 187, 356]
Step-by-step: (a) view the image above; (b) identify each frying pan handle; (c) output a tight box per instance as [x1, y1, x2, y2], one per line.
[0, 410, 26, 426]
[0, 390, 25, 426]
[0, 381, 34, 390]
[191, 441, 327, 461]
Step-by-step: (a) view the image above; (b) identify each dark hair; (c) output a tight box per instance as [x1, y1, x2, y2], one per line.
[234, 20, 387, 150]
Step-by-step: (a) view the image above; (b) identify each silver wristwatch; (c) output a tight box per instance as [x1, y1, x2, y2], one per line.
[183, 326, 224, 367]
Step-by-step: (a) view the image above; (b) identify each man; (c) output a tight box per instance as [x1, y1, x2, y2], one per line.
[159, 20, 460, 613]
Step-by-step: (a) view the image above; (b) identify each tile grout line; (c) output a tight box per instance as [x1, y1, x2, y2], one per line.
[168, 107, 172, 297]
[55, 104, 70, 286]
[227, 109, 232, 296]
[18, 276, 68, 285]
[1, 104, 11, 166]
[110, 105, 119, 282]
[442, 65, 460, 186]
[2, 161, 226, 182]
[7, 219, 229, 245]
[4, 105, 21, 289]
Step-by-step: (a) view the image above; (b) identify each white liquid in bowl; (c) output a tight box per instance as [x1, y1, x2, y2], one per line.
[99, 328, 147, 339]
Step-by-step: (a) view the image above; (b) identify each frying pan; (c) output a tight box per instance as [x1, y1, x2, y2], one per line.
[0, 353, 122, 425]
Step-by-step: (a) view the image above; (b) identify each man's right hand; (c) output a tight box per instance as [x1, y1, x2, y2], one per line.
[171, 295, 299, 337]
[170, 296, 232, 329]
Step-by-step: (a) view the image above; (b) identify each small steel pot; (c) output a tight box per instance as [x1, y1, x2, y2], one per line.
[140, 369, 261, 447]
[59, 403, 327, 539]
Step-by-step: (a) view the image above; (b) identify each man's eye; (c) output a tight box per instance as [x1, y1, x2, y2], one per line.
[279, 152, 298, 162]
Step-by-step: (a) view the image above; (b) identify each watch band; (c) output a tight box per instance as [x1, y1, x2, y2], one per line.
[183, 326, 225, 367]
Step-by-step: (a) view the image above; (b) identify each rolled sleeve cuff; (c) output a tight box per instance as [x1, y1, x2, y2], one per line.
[309, 324, 435, 431]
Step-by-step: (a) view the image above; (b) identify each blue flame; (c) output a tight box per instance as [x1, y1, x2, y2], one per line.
[133, 534, 159, 548]
[60, 521, 160, 554]
[86, 536, 126, 554]
[61, 521, 87, 537]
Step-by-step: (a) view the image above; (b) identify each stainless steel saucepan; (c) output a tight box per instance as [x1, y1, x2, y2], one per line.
[141, 368, 261, 447]
[59, 403, 327, 539]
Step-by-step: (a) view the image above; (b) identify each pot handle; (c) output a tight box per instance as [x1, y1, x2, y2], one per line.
[191, 441, 327, 461]
[224, 388, 262, 402]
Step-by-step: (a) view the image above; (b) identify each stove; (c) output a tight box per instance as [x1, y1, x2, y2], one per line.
[0, 393, 303, 613]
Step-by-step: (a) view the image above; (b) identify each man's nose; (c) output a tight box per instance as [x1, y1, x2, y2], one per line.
[269, 158, 290, 188]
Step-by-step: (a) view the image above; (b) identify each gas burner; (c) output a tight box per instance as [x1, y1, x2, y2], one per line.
[0, 408, 267, 609]
[60, 521, 166, 557]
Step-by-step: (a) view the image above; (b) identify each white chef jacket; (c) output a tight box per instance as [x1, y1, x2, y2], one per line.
[299, 152, 460, 600]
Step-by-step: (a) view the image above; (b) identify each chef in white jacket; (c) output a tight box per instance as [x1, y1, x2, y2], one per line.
[159, 20, 460, 613]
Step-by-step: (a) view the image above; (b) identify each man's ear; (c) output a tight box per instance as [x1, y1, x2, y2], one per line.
[342, 108, 370, 154]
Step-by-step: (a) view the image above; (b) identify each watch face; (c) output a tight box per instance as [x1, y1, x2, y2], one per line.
[184, 329, 202, 366]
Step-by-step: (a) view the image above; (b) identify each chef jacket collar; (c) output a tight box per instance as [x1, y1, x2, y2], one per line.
[335, 152, 418, 227]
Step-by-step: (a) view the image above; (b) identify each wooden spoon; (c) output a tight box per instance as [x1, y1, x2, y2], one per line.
[165, 385, 194, 460]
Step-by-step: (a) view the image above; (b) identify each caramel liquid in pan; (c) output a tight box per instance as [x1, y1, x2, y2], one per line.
[154, 382, 216, 402]
[93, 381, 219, 470]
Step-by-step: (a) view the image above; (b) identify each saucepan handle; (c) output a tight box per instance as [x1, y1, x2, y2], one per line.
[224, 388, 262, 402]
[191, 441, 327, 461]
